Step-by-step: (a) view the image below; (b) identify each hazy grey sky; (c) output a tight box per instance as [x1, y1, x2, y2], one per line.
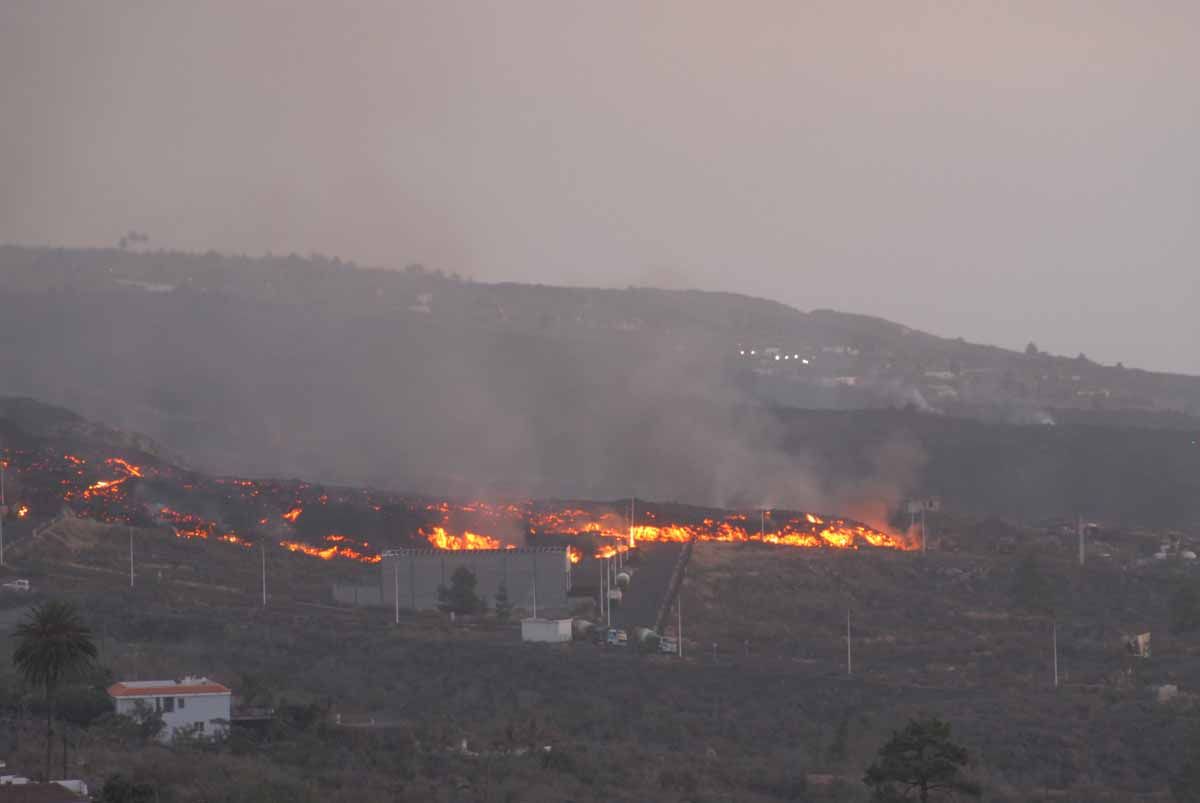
[3, 1, 1198, 372]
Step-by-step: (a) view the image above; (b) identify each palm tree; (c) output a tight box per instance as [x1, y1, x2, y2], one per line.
[12, 600, 97, 781]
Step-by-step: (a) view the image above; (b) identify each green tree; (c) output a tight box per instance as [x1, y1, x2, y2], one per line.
[494, 582, 512, 621]
[1171, 584, 1200, 634]
[863, 718, 980, 802]
[437, 567, 483, 615]
[12, 600, 98, 782]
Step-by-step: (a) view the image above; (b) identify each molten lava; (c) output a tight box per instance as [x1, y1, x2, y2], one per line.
[420, 526, 512, 551]
[106, 458, 144, 478]
[279, 534, 381, 563]
[81, 457, 146, 501]
[11, 447, 912, 569]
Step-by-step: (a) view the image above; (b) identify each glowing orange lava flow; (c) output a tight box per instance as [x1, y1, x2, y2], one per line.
[420, 526, 514, 551]
[530, 508, 911, 551]
[424, 501, 913, 552]
[81, 457, 147, 500]
[16, 504, 29, 519]
[282, 506, 302, 523]
[106, 458, 144, 478]
[279, 534, 382, 563]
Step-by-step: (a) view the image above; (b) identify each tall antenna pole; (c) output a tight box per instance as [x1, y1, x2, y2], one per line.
[760, 509, 765, 540]
[921, 507, 927, 554]
[846, 610, 852, 676]
[1053, 621, 1059, 688]
[260, 542, 267, 608]
[129, 527, 134, 588]
[394, 560, 399, 624]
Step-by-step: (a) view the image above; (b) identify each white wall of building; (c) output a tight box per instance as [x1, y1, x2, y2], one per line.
[114, 692, 231, 741]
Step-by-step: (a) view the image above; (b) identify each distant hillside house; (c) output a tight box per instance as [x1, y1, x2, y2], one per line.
[108, 677, 231, 741]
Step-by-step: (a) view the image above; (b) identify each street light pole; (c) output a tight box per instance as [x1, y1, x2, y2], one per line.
[1, 462, 6, 566]
[846, 610, 852, 677]
[260, 542, 267, 608]
[677, 590, 683, 658]
[1053, 621, 1059, 689]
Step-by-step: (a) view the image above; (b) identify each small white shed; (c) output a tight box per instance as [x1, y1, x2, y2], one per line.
[521, 617, 572, 643]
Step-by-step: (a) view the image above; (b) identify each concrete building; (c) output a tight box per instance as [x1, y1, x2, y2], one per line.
[108, 677, 232, 741]
[375, 547, 572, 614]
[521, 618, 572, 643]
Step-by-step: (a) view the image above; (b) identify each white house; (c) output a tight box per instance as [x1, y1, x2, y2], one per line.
[108, 677, 232, 741]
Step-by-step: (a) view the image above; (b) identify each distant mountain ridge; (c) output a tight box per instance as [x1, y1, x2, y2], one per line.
[1, 244, 1197, 505]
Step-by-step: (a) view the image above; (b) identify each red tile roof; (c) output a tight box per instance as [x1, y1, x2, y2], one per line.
[108, 681, 230, 698]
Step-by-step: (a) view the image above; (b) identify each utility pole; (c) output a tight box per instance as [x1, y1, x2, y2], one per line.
[1077, 515, 1085, 567]
[599, 557, 606, 625]
[628, 498, 636, 549]
[128, 527, 134, 588]
[677, 590, 683, 657]
[760, 509, 765, 540]
[260, 542, 267, 608]
[846, 610, 852, 676]
[605, 558, 610, 627]
[532, 555, 538, 619]
[1053, 621, 1059, 688]
[1, 461, 6, 567]
[921, 507, 927, 555]
[393, 560, 399, 625]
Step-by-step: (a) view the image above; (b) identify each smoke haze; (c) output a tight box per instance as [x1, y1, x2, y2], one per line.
[2, 2, 1200, 371]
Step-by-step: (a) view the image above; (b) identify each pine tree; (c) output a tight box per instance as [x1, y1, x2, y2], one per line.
[437, 567, 483, 615]
[864, 718, 980, 802]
